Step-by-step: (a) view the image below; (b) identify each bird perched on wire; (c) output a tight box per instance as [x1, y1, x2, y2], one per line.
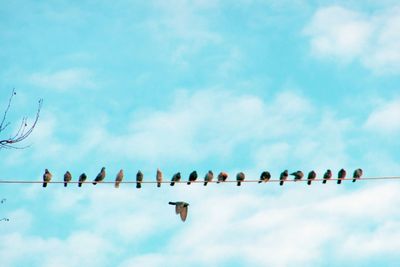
[322, 169, 332, 184]
[307, 170, 317, 185]
[217, 172, 228, 183]
[279, 170, 289, 186]
[64, 171, 72, 187]
[258, 171, 271, 183]
[156, 168, 163, 187]
[337, 168, 346, 184]
[352, 168, 363, 183]
[170, 172, 181, 186]
[78, 173, 87, 187]
[136, 170, 144, 188]
[236, 172, 245, 186]
[187, 171, 198, 185]
[42, 169, 52, 188]
[168, 201, 189, 222]
[93, 167, 106, 185]
[291, 171, 304, 181]
[115, 169, 124, 188]
[204, 170, 213, 186]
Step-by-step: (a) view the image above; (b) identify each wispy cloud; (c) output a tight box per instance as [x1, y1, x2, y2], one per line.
[364, 98, 400, 135]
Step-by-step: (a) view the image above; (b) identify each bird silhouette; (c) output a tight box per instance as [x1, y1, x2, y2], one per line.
[63, 171, 72, 187]
[236, 172, 245, 186]
[204, 170, 214, 186]
[258, 171, 271, 183]
[322, 169, 332, 184]
[291, 171, 304, 181]
[187, 171, 198, 185]
[307, 170, 317, 185]
[42, 169, 52, 188]
[78, 173, 87, 187]
[279, 170, 289, 186]
[136, 170, 144, 188]
[337, 169, 346, 184]
[217, 172, 228, 183]
[156, 168, 163, 187]
[170, 172, 181, 186]
[352, 168, 363, 182]
[93, 167, 106, 185]
[169, 201, 189, 222]
[115, 169, 124, 188]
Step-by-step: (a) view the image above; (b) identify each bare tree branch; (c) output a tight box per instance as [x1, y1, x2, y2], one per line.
[0, 89, 43, 149]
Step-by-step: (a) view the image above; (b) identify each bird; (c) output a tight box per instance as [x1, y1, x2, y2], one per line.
[115, 169, 124, 188]
[258, 171, 271, 183]
[352, 168, 363, 182]
[93, 167, 106, 185]
[279, 170, 289, 186]
[291, 171, 304, 181]
[136, 170, 144, 189]
[307, 170, 317, 185]
[217, 172, 228, 183]
[168, 201, 189, 222]
[78, 173, 87, 187]
[170, 172, 181, 186]
[236, 172, 245, 186]
[322, 169, 332, 184]
[156, 168, 163, 187]
[187, 171, 198, 185]
[337, 168, 346, 184]
[204, 170, 214, 186]
[63, 171, 72, 187]
[42, 169, 52, 188]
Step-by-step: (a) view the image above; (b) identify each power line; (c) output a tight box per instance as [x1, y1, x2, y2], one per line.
[0, 176, 399, 185]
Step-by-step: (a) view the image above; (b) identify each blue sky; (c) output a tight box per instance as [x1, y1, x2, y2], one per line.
[1, 1, 400, 266]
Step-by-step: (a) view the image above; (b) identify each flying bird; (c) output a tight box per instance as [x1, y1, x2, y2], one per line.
[136, 170, 144, 189]
[322, 169, 332, 184]
[352, 168, 363, 183]
[291, 171, 304, 181]
[204, 170, 214, 186]
[42, 169, 52, 188]
[258, 171, 271, 183]
[78, 173, 87, 187]
[236, 172, 245, 186]
[156, 168, 163, 187]
[115, 169, 124, 188]
[279, 170, 289, 186]
[307, 170, 317, 185]
[337, 168, 346, 184]
[63, 171, 72, 187]
[93, 167, 106, 185]
[217, 172, 228, 183]
[170, 172, 181, 186]
[169, 201, 189, 222]
[187, 171, 198, 185]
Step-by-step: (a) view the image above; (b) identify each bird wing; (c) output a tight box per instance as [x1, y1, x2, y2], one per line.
[180, 206, 188, 222]
[175, 203, 182, 214]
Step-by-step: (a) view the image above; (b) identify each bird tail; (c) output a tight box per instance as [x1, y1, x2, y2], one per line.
[157, 182, 161, 187]
[337, 180, 342, 184]
[115, 183, 120, 188]
[43, 183, 47, 188]
[168, 202, 176, 205]
[352, 179, 356, 183]
[258, 180, 262, 183]
[307, 180, 311, 185]
[217, 180, 220, 184]
[187, 182, 191, 185]
[170, 182, 175, 186]
[93, 182, 97, 185]
[136, 183, 141, 189]
[237, 181, 241, 186]
[280, 181, 284, 186]
[64, 182, 67, 187]
[322, 180, 327, 184]
[204, 182, 208, 186]
[78, 183, 82, 187]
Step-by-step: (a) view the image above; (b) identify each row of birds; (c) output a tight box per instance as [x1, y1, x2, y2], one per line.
[42, 168, 363, 188]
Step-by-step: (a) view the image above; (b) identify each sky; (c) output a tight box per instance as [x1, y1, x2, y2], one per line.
[1, 0, 400, 266]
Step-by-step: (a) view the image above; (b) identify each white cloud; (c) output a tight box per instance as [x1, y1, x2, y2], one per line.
[364, 98, 400, 135]
[304, 5, 400, 74]
[28, 68, 95, 91]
